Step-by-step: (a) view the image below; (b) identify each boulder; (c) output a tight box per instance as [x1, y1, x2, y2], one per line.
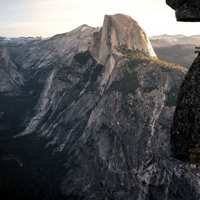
[166, 0, 200, 21]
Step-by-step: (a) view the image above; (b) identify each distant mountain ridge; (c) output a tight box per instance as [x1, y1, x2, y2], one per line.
[2, 34, 199, 47]
[0, 36, 45, 46]
[149, 34, 200, 68]
[1, 33, 198, 69]
[150, 34, 200, 47]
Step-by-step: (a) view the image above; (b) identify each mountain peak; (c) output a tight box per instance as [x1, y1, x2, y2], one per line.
[105, 13, 137, 24]
[90, 13, 156, 65]
[104, 14, 156, 57]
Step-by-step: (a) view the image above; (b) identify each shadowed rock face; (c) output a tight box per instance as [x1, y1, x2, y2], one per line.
[0, 44, 24, 94]
[166, 0, 200, 21]
[171, 56, 200, 162]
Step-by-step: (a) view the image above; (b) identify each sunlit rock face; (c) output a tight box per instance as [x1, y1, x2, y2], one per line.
[90, 14, 156, 63]
[90, 14, 156, 89]
[9, 24, 97, 70]
[166, 0, 200, 21]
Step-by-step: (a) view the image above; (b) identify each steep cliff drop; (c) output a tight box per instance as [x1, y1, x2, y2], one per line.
[2, 14, 200, 200]
[17, 14, 157, 137]
[0, 44, 24, 94]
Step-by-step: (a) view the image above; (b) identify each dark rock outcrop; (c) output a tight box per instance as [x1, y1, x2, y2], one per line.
[171, 55, 200, 162]
[166, 0, 200, 21]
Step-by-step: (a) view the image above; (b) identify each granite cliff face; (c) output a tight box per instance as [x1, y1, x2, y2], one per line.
[11, 14, 157, 140]
[1, 14, 200, 200]
[0, 44, 24, 94]
[90, 14, 156, 62]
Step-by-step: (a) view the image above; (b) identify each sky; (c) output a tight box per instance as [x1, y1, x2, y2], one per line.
[0, 0, 200, 38]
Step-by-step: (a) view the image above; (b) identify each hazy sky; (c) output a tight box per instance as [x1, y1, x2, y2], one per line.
[0, 0, 200, 38]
